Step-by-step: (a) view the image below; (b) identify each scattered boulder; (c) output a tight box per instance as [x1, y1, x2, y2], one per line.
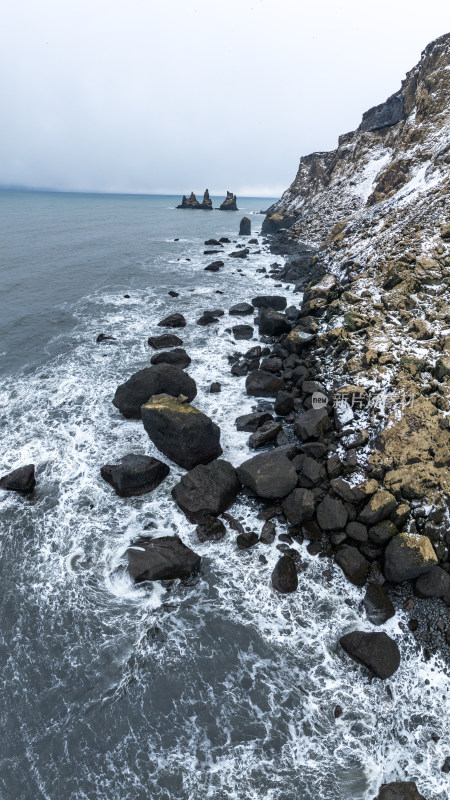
[358, 490, 397, 525]
[272, 555, 298, 593]
[233, 324, 254, 340]
[274, 390, 295, 416]
[197, 311, 219, 326]
[148, 333, 183, 349]
[335, 546, 368, 586]
[141, 394, 222, 469]
[252, 295, 287, 311]
[249, 420, 282, 449]
[157, 313, 186, 328]
[415, 566, 450, 604]
[260, 520, 276, 543]
[384, 534, 438, 581]
[339, 631, 400, 679]
[246, 370, 285, 397]
[346, 521, 368, 543]
[369, 521, 397, 545]
[284, 328, 315, 354]
[113, 364, 197, 419]
[258, 308, 291, 336]
[150, 348, 191, 368]
[237, 531, 258, 549]
[294, 408, 331, 441]
[0, 464, 36, 494]
[196, 515, 227, 542]
[127, 535, 201, 582]
[282, 488, 315, 525]
[317, 495, 348, 530]
[372, 781, 426, 800]
[230, 248, 249, 259]
[239, 216, 251, 235]
[210, 382, 221, 393]
[363, 584, 395, 625]
[235, 411, 273, 432]
[205, 260, 224, 272]
[237, 450, 298, 499]
[171, 459, 240, 522]
[100, 454, 169, 497]
[96, 333, 116, 343]
[229, 302, 254, 316]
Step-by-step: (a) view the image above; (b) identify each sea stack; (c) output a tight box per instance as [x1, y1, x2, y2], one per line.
[220, 191, 238, 210]
[177, 190, 213, 209]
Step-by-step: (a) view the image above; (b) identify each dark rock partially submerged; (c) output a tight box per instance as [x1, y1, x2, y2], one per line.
[148, 333, 183, 349]
[113, 364, 197, 419]
[100, 454, 169, 497]
[196, 515, 227, 542]
[171, 459, 240, 522]
[237, 450, 297, 499]
[272, 555, 298, 593]
[0, 464, 36, 494]
[335, 546, 368, 587]
[372, 781, 426, 800]
[141, 394, 222, 469]
[127, 535, 201, 582]
[239, 216, 251, 235]
[157, 313, 186, 328]
[246, 370, 285, 397]
[340, 630, 400, 679]
[150, 348, 191, 368]
[363, 584, 395, 625]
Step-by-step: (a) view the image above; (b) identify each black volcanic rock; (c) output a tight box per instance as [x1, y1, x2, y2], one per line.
[246, 370, 284, 397]
[150, 348, 191, 368]
[340, 631, 400, 679]
[127, 535, 201, 582]
[205, 260, 224, 272]
[157, 313, 186, 328]
[239, 216, 251, 235]
[0, 464, 36, 494]
[252, 295, 287, 311]
[271, 555, 298, 593]
[372, 783, 426, 800]
[237, 450, 297, 499]
[220, 191, 238, 210]
[258, 308, 291, 336]
[172, 459, 240, 522]
[177, 190, 212, 209]
[113, 364, 196, 419]
[148, 333, 183, 349]
[100, 454, 169, 497]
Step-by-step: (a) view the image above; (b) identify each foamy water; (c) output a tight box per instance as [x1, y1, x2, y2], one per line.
[0, 192, 448, 800]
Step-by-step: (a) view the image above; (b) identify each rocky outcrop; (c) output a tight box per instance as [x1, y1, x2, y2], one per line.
[141, 394, 222, 469]
[177, 190, 212, 209]
[127, 535, 201, 582]
[239, 216, 251, 235]
[220, 191, 238, 210]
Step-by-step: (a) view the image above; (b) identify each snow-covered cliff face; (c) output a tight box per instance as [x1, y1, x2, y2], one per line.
[263, 32, 449, 251]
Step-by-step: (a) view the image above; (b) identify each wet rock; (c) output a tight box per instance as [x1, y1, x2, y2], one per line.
[384, 534, 438, 581]
[0, 464, 36, 494]
[157, 313, 186, 328]
[369, 521, 398, 545]
[235, 411, 273, 432]
[237, 450, 298, 499]
[168, 290, 179, 297]
[274, 390, 295, 416]
[230, 249, 249, 259]
[246, 370, 285, 397]
[237, 531, 258, 549]
[442, 757, 450, 773]
[317, 495, 348, 530]
[260, 520, 276, 543]
[113, 364, 196, 419]
[239, 216, 251, 235]
[150, 348, 191, 368]
[294, 408, 331, 441]
[335, 546, 368, 586]
[372, 781, 426, 800]
[340, 631, 400, 679]
[233, 324, 254, 340]
[252, 295, 287, 311]
[358, 490, 397, 525]
[284, 328, 315, 354]
[229, 302, 254, 316]
[260, 357, 282, 373]
[282, 488, 315, 525]
[127, 535, 201, 582]
[363, 584, 395, 625]
[100, 454, 169, 497]
[197, 311, 219, 326]
[141, 394, 222, 469]
[271, 555, 298, 593]
[172, 459, 240, 523]
[258, 308, 291, 336]
[204, 260, 224, 272]
[249, 420, 282, 449]
[148, 333, 183, 349]
[196, 515, 227, 542]
[346, 521, 368, 543]
[204, 239, 222, 246]
[209, 381, 221, 393]
[415, 566, 450, 604]
[96, 333, 116, 343]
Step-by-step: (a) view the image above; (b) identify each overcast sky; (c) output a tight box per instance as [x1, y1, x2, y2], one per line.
[0, 1, 448, 197]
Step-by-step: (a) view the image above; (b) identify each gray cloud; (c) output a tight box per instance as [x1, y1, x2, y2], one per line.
[1, 0, 448, 196]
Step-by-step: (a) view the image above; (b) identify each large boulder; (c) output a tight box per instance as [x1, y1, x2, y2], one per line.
[258, 308, 291, 336]
[235, 411, 273, 432]
[317, 495, 348, 530]
[150, 348, 191, 368]
[248, 420, 281, 449]
[127, 535, 201, 582]
[294, 408, 331, 441]
[148, 333, 183, 349]
[358, 490, 397, 525]
[340, 631, 400, 679]
[113, 364, 197, 419]
[415, 566, 450, 604]
[384, 534, 438, 582]
[282, 488, 315, 525]
[0, 464, 36, 494]
[237, 450, 298, 499]
[284, 328, 315, 354]
[239, 216, 251, 235]
[233, 324, 254, 340]
[100, 454, 169, 497]
[171, 459, 240, 522]
[372, 781, 426, 800]
[335, 546, 368, 587]
[141, 394, 222, 469]
[252, 295, 287, 311]
[196, 515, 227, 542]
[363, 584, 395, 625]
[229, 302, 254, 316]
[271, 555, 298, 593]
[246, 370, 285, 397]
[157, 313, 186, 328]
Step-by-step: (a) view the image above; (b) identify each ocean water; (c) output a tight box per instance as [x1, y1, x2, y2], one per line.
[0, 190, 448, 800]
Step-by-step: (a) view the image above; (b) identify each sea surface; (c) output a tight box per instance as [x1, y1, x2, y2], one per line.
[0, 190, 448, 800]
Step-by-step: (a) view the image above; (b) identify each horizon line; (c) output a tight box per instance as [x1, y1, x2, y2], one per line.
[0, 185, 281, 200]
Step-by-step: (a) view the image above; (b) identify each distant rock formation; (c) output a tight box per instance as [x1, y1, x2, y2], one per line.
[220, 191, 238, 210]
[239, 216, 251, 235]
[177, 190, 212, 210]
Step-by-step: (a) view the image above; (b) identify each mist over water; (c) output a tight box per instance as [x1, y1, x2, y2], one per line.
[0, 191, 448, 800]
